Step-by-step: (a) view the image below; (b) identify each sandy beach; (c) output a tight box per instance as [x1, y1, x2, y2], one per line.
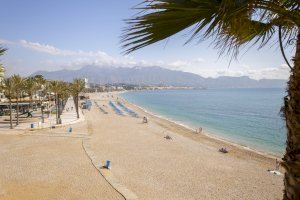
[0, 92, 283, 200]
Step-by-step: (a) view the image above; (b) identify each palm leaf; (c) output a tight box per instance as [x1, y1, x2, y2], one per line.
[0, 47, 7, 56]
[121, 0, 300, 55]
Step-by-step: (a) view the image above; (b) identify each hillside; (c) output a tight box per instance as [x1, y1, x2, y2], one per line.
[32, 66, 286, 89]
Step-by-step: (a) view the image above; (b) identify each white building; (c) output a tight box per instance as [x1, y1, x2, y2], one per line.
[0, 66, 5, 101]
[84, 78, 90, 89]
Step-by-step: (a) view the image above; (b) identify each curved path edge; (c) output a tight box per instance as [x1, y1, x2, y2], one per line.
[82, 138, 138, 200]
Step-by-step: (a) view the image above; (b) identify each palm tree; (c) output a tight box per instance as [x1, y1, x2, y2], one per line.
[49, 81, 69, 124]
[122, 1, 300, 199]
[34, 75, 46, 122]
[49, 80, 61, 124]
[0, 77, 15, 129]
[71, 79, 85, 119]
[11, 75, 24, 126]
[44, 80, 52, 110]
[60, 82, 71, 111]
[24, 77, 38, 110]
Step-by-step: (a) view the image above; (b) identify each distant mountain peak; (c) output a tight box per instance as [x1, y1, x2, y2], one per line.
[32, 66, 286, 88]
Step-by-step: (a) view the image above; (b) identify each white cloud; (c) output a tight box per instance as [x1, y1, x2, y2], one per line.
[0, 39, 15, 45]
[246, 64, 290, 80]
[0, 38, 290, 80]
[19, 40, 110, 58]
[179, 65, 290, 80]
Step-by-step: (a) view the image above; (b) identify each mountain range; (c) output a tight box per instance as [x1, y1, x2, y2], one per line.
[32, 66, 287, 89]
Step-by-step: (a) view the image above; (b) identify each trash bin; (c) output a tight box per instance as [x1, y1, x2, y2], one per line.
[30, 124, 34, 129]
[105, 160, 111, 169]
[68, 127, 72, 133]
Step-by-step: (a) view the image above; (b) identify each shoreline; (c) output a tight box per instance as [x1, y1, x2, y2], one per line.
[1, 92, 283, 199]
[117, 91, 283, 160]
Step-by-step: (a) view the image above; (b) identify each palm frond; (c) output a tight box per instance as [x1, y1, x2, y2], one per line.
[121, 0, 300, 56]
[0, 47, 7, 56]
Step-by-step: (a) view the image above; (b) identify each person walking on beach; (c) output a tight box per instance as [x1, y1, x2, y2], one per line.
[143, 116, 148, 123]
[275, 159, 280, 171]
[196, 127, 202, 134]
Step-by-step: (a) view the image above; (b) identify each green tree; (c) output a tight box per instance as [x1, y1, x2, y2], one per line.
[122, 1, 300, 199]
[49, 81, 69, 124]
[0, 77, 15, 129]
[49, 80, 61, 124]
[11, 75, 24, 126]
[34, 75, 46, 122]
[24, 77, 38, 110]
[71, 79, 85, 119]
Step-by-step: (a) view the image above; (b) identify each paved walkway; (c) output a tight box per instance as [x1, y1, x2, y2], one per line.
[10, 97, 84, 130]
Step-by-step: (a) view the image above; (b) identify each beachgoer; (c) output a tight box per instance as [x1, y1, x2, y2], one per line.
[164, 135, 172, 140]
[143, 116, 148, 123]
[275, 159, 280, 171]
[219, 147, 228, 153]
[27, 111, 33, 118]
[196, 127, 202, 134]
[199, 127, 202, 133]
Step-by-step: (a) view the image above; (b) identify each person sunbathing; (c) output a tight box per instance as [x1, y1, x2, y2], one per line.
[219, 147, 228, 153]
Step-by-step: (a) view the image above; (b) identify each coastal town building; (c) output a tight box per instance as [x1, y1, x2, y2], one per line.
[0, 66, 6, 102]
[84, 78, 90, 89]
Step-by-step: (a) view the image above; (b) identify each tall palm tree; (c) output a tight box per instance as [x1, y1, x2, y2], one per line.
[24, 77, 38, 110]
[0, 77, 15, 129]
[11, 75, 24, 126]
[44, 80, 52, 110]
[49, 80, 61, 124]
[122, 1, 300, 199]
[71, 79, 85, 119]
[34, 75, 46, 122]
[60, 82, 71, 112]
[49, 81, 69, 124]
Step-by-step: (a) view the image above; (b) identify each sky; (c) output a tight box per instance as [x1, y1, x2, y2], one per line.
[0, 0, 295, 80]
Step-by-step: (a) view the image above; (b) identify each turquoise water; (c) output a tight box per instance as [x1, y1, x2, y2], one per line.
[121, 89, 286, 155]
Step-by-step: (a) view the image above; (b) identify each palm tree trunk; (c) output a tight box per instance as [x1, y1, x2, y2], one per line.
[56, 94, 59, 124]
[40, 97, 44, 123]
[282, 31, 300, 200]
[57, 95, 61, 124]
[75, 95, 79, 119]
[39, 94, 44, 123]
[41, 105, 44, 123]
[30, 94, 33, 110]
[16, 96, 19, 125]
[9, 99, 12, 129]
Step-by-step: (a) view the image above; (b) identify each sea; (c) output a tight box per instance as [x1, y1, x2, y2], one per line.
[121, 88, 286, 156]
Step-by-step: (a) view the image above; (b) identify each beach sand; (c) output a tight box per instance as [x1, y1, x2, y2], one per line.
[0, 125, 123, 200]
[0, 92, 284, 200]
[89, 92, 283, 200]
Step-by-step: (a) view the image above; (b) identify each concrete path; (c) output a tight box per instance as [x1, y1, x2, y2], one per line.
[10, 97, 85, 130]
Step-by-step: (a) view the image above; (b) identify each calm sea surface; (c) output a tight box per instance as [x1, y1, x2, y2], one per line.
[121, 88, 286, 155]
